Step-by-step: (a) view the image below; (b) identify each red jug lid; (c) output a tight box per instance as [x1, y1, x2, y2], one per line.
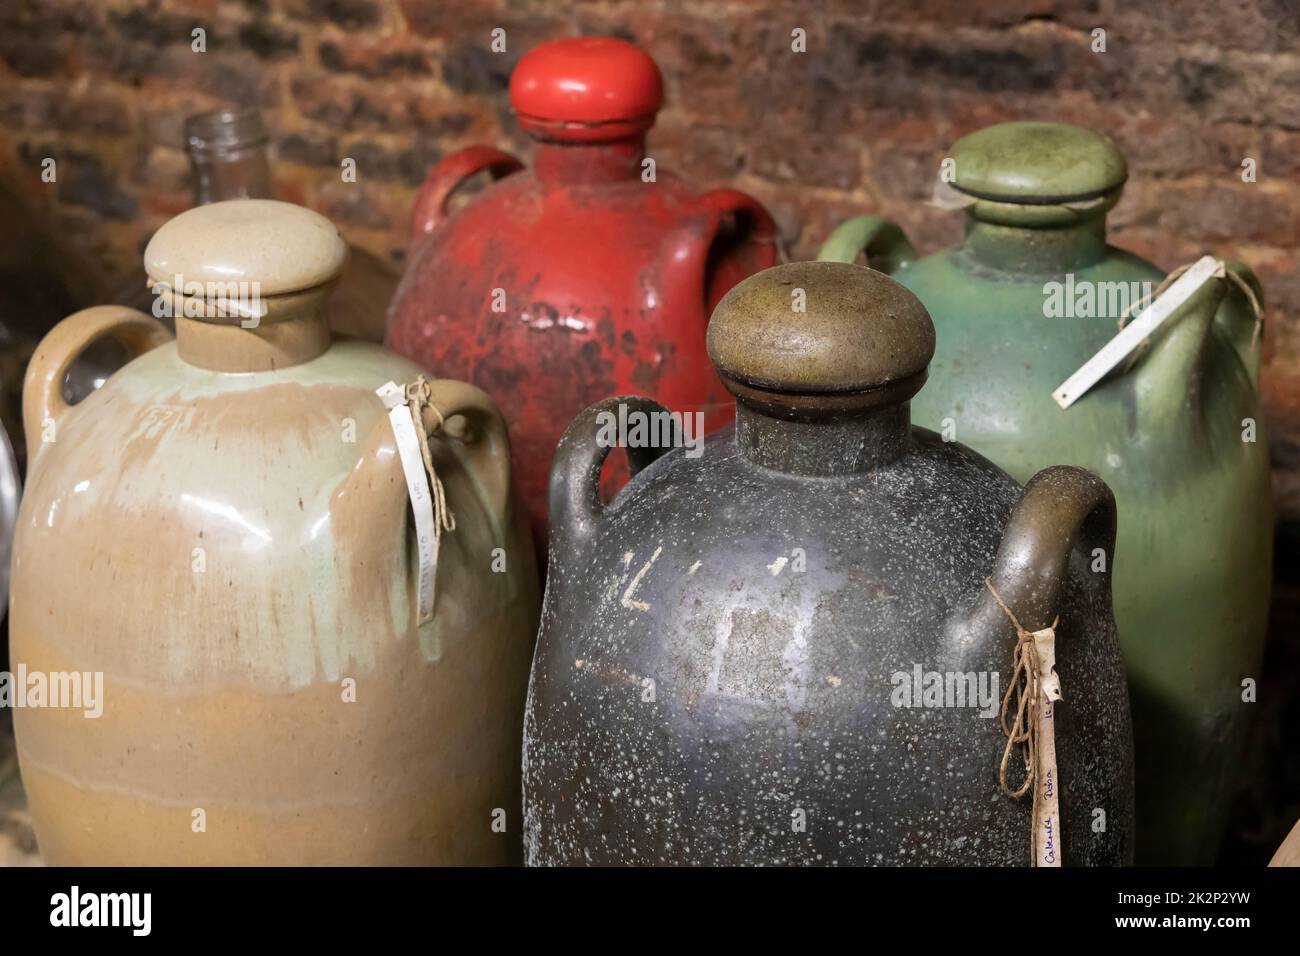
[510, 37, 663, 143]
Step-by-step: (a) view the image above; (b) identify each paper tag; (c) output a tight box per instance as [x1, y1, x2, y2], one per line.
[376, 381, 438, 625]
[930, 178, 977, 210]
[1031, 626, 1062, 703]
[1053, 255, 1224, 409]
[1032, 626, 1062, 867]
[1035, 699, 1062, 867]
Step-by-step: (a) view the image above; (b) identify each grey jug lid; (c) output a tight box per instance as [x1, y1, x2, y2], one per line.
[706, 261, 936, 413]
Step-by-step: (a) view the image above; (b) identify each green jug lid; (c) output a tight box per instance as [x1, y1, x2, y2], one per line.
[950, 121, 1127, 205]
[707, 261, 935, 412]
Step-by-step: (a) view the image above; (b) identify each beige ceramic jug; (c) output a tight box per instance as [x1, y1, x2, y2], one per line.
[9, 199, 539, 864]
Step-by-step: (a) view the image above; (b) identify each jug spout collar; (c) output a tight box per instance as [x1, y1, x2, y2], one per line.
[174, 308, 332, 372]
[532, 138, 646, 185]
[734, 402, 913, 476]
[961, 214, 1111, 275]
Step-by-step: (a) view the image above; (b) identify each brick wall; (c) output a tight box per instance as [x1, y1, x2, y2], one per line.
[1, 0, 1299, 859]
[2, 1, 1298, 472]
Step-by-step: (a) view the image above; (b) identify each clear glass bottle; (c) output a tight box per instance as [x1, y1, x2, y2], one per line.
[185, 108, 273, 205]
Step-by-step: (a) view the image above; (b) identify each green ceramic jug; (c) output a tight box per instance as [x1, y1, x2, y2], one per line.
[819, 121, 1272, 866]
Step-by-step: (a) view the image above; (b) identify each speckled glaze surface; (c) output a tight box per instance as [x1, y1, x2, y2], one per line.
[10, 200, 539, 865]
[523, 262, 1134, 866]
[820, 122, 1272, 866]
[385, 38, 778, 555]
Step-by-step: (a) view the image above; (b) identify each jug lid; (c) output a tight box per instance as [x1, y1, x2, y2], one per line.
[144, 199, 348, 299]
[510, 37, 663, 143]
[706, 261, 935, 414]
[949, 121, 1127, 204]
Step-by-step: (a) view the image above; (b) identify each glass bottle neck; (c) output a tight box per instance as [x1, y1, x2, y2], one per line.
[532, 137, 646, 186]
[186, 111, 274, 205]
[961, 213, 1109, 275]
[735, 401, 912, 476]
[190, 146, 273, 205]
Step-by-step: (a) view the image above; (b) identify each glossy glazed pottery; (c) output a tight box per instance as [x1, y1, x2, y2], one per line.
[820, 121, 1272, 866]
[10, 199, 539, 865]
[523, 261, 1134, 866]
[386, 36, 779, 550]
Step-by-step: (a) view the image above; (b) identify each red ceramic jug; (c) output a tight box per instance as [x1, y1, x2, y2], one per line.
[386, 37, 779, 550]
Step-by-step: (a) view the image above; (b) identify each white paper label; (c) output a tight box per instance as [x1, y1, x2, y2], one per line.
[1031, 626, 1063, 868]
[1035, 699, 1062, 867]
[1053, 255, 1223, 409]
[376, 381, 438, 625]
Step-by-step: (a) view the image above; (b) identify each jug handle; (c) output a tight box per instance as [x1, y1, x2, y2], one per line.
[1131, 266, 1247, 428]
[694, 188, 781, 307]
[816, 215, 917, 275]
[22, 305, 172, 463]
[549, 395, 674, 557]
[965, 465, 1116, 639]
[418, 379, 513, 537]
[1216, 259, 1265, 391]
[409, 146, 524, 241]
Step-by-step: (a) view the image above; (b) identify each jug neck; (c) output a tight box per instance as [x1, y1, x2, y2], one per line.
[961, 212, 1109, 275]
[174, 291, 332, 372]
[735, 401, 912, 476]
[532, 136, 646, 186]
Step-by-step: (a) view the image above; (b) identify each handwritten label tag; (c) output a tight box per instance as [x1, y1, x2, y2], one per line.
[376, 381, 438, 625]
[1053, 255, 1223, 409]
[1031, 626, 1062, 868]
[1035, 700, 1061, 867]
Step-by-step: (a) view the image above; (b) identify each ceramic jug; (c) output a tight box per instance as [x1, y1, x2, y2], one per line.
[386, 36, 779, 551]
[10, 199, 539, 865]
[819, 121, 1272, 866]
[523, 261, 1134, 866]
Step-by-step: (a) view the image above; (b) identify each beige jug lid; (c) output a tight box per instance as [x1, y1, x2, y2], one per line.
[144, 199, 348, 297]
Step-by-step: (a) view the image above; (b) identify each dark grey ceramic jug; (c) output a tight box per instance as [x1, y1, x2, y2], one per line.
[523, 261, 1134, 866]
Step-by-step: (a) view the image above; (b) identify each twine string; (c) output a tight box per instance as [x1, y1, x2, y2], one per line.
[1116, 264, 1189, 333]
[404, 376, 456, 546]
[1226, 269, 1266, 348]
